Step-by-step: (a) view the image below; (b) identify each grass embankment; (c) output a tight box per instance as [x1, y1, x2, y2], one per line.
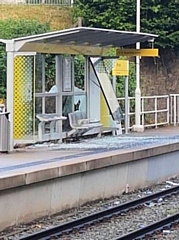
[0, 4, 73, 30]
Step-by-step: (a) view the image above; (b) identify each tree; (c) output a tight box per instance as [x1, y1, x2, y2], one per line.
[0, 19, 51, 98]
[73, 0, 135, 31]
[141, 1, 179, 49]
[73, 0, 179, 49]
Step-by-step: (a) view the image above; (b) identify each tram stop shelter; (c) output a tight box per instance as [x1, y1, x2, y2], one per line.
[0, 27, 157, 151]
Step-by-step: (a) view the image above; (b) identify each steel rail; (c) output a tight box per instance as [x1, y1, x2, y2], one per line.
[114, 212, 179, 240]
[19, 185, 179, 240]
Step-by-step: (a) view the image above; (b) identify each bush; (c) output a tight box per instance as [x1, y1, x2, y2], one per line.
[0, 19, 51, 99]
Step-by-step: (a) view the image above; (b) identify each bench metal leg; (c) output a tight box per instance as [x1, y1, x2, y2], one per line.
[38, 122, 45, 142]
[67, 129, 77, 137]
[50, 121, 55, 140]
[112, 130, 116, 136]
[97, 128, 102, 138]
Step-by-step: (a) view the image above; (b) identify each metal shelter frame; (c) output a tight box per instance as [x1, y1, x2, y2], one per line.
[0, 27, 157, 151]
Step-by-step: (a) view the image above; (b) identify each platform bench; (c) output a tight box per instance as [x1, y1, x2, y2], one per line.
[67, 111, 103, 138]
[36, 114, 67, 142]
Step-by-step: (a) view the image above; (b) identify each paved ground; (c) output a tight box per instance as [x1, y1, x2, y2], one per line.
[0, 126, 179, 175]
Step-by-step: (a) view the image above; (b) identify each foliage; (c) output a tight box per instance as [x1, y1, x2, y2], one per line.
[0, 19, 51, 39]
[73, 0, 135, 31]
[74, 55, 85, 88]
[0, 19, 51, 98]
[140, 1, 179, 49]
[45, 54, 56, 91]
[73, 0, 179, 50]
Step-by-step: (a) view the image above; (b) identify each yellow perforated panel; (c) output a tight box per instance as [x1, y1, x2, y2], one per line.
[100, 92, 109, 126]
[14, 56, 35, 139]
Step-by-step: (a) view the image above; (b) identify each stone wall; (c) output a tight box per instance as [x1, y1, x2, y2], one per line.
[140, 50, 179, 125]
[141, 50, 179, 96]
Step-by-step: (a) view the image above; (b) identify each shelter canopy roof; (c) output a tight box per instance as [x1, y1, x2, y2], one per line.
[1, 27, 158, 55]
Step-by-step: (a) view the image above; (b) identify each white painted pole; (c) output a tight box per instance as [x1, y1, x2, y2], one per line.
[125, 75, 129, 134]
[112, 75, 116, 94]
[133, 0, 144, 132]
[135, 0, 140, 126]
[112, 60, 117, 94]
[6, 49, 14, 151]
[56, 55, 63, 142]
[85, 56, 90, 118]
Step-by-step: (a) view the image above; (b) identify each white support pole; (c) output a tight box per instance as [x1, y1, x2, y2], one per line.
[125, 76, 129, 134]
[71, 55, 75, 112]
[42, 54, 45, 114]
[132, 0, 144, 132]
[112, 59, 116, 94]
[112, 75, 116, 95]
[56, 55, 63, 141]
[56, 55, 62, 116]
[6, 50, 14, 151]
[85, 56, 90, 118]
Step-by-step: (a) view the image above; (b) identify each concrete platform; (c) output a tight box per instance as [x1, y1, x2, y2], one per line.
[0, 126, 179, 230]
[1, 126, 179, 174]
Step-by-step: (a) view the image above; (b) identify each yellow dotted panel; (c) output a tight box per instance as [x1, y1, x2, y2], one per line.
[98, 59, 115, 128]
[100, 91, 110, 127]
[14, 56, 35, 139]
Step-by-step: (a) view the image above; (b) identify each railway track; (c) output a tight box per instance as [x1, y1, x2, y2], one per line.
[19, 185, 179, 240]
[114, 213, 179, 239]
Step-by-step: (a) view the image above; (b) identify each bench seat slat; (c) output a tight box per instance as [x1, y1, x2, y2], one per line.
[37, 114, 66, 122]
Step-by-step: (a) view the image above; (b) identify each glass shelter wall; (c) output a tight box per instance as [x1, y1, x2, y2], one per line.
[13, 53, 88, 143]
[74, 55, 87, 114]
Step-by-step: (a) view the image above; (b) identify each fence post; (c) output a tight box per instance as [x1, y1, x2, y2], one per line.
[128, 98, 130, 129]
[141, 97, 144, 126]
[167, 96, 169, 125]
[174, 95, 177, 126]
[177, 95, 179, 125]
[170, 95, 173, 124]
[155, 97, 157, 128]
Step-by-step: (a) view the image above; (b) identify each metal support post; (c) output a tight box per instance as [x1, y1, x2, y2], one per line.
[132, 0, 144, 132]
[56, 55, 63, 142]
[112, 75, 116, 95]
[125, 76, 129, 134]
[112, 59, 117, 94]
[6, 49, 14, 152]
[42, 54, 45, 114]
[85, 56, 90, 118]
[71, 55, 75, 111]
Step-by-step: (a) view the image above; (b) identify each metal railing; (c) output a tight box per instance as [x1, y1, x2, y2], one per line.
[0, 0, 73, 6]
[117, 95, 170, 130]
[141, 95, 169, 128]
[117, 96, 135, 130]
[170, 94, 179, 126]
